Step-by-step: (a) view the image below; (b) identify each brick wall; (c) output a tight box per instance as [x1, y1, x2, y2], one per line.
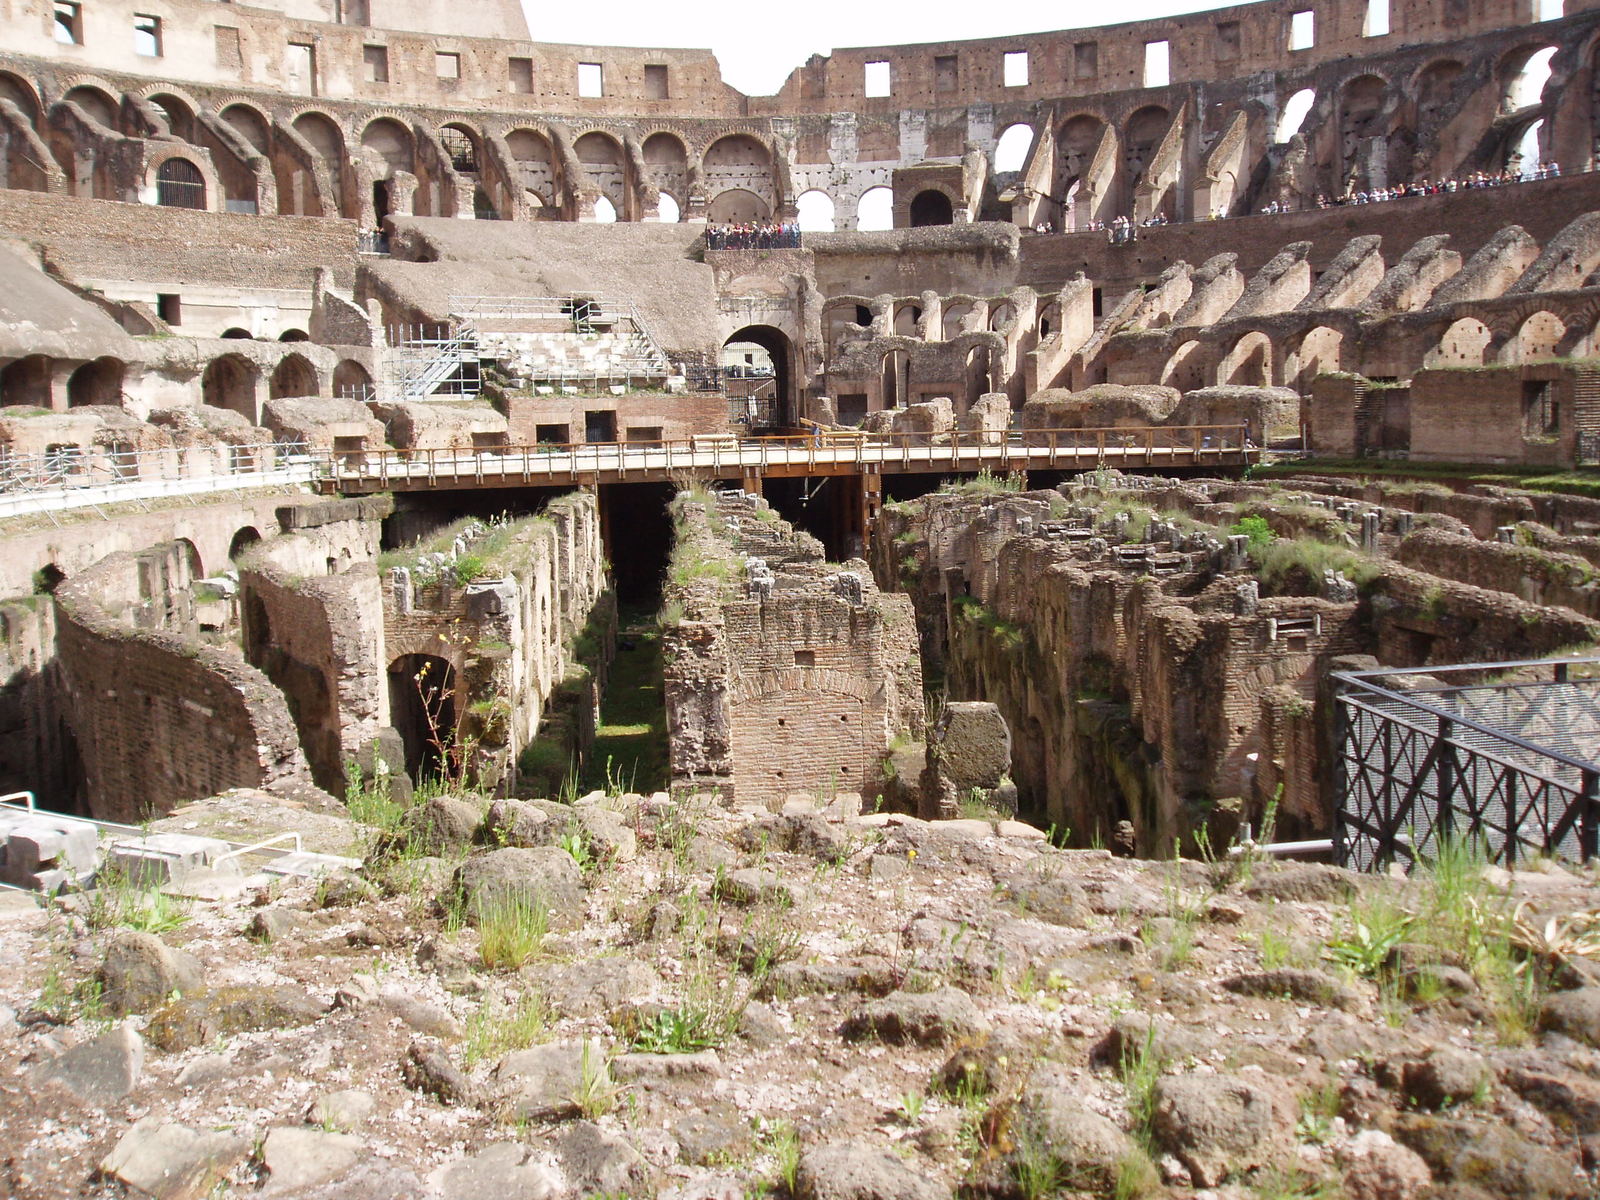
[53, 541, 311, 821]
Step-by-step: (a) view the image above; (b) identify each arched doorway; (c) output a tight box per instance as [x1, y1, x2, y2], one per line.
[67, 357, 125, 407]
[202, 354, 258, 423]
[723, 325, 793, 427]
[270, 354, 318, 399]
[156, 158, 206, 209]
[909, 189, 954, 226]
[388, 654, 458, 782]
[229, 526, 262, 560]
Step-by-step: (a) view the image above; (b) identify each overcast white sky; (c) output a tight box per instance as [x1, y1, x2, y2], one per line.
[518, 0, 1230, 95]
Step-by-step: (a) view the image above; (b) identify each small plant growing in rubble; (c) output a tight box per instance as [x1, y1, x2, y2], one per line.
[86, 864, 190, 934]
[475, 892, 549, 969]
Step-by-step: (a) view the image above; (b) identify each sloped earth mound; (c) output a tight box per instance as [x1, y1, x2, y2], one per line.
[1, 789, 1598, 1199]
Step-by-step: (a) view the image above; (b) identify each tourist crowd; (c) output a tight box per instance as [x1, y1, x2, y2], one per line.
[1032, 160, 1572, 235]
[706, 221, 802, 250]
[1302, 163, 1563, 210]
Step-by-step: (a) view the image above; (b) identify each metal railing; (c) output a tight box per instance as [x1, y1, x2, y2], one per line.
[0, 440, 315, 518]
[316, 423, 1255, 488]
[446, 295, 673, 376]
[1334, 657, 1600, 871]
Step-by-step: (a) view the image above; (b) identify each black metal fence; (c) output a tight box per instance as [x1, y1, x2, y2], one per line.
[1334, 658, 1600, 870]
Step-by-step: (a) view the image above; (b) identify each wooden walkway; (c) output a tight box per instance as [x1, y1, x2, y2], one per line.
[319, 425, 1259, 492]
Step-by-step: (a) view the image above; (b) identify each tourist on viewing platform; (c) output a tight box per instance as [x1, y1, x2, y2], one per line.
[706, 221, 801, 250]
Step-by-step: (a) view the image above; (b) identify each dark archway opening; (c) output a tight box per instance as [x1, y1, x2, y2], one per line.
[388, 653, 457, 782]
[762, 475, 855, 560]
[601, 481, 675, 604]
[723, 325, 793, 427]
[202, 354, 257, 423]
[373, 179, 392, 224]
[67, 357, 125, 407]
[229, 526, 262, 561]
[909, 189, 954, 226]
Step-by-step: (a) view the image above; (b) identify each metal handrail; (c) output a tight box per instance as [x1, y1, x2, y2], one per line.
[1335, 658, 1600, 775]
[0, 791, 37, 811]
[0, 440, 308, 496]
[314, 424, 1255, 487]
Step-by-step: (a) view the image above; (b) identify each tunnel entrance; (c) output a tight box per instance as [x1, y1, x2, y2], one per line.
[600, 481, 675, 604]
[761, 474, 860, 561]
[723, 325, 793, 428]
[388, 653, 457, 782]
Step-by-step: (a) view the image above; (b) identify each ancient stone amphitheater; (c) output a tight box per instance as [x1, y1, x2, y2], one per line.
[4, 1, 1600, 1197]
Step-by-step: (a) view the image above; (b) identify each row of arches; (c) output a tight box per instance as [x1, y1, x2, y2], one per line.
[1152, 308, 1596, 393]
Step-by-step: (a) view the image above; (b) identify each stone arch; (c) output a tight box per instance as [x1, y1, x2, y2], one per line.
[707, 188, 769, 223]
[655, 192, 681, 222]
[725, 324, 794, 424]
[0, 71, 40, 127]
[64, 85, 118, 129]
[1218, 331, 1273, 386]
[964, 344, 991, 408]
[505, 127, 555, 206]
[1414, 59, 1464, 124]
[174, 537, 204, 581]
[221, 328, 252, 339]
[857, 186, 893, 231]
[988, 301, 1016, 333]
[909, 188, 954, 227]
[1123, 106, 1170, 188]
[1502, 310, 1566, 363]
[147, 92, 195, 141]
[573, 130, 625, 206]
[1054, 113, 1105, 198]
[1161, 340, 1208, 392]
[221, 103, 271, 154]
[270, 353, 318, 399]
[0, 354, 54, 408]
[1291, 326, 1343, 391]
[361, 117, 414, 174]
[228, 526, 262, 561]
[703, 133, 771, 206]
[155, 157, 207, 209]
[439, 121, 482, 174]
[1339, 74, 1388, 186]
[642, 130, 688, 164]
[278, 329, 309, 342]
[796, 189, 835, 232]
[292, 111, 344, 167]
[1277, 89, 1316, 143]
[1502, 44, 1557, 112]
[1427, 317, 1491, 367]
[67, 356, 125, 407]
[333, 359, 372, 398]
[893, 301, 922, 337]
[944, 301, 979, 340]
[202, 354, 259, 422]
[993, 122, 1035, 174]
[388, 653, 457, 782]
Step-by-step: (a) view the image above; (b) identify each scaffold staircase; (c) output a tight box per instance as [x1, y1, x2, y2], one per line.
[383, 321, 483, 401]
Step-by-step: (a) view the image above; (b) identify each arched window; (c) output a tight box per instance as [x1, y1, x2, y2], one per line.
[797, 189, 835, 232]
[856, 187, 893, 231]
[909, 189, 953, 226]
[156, 158, 205, 209]
[993, 123, 1035, 174]
[1277, 90, 1316, 143]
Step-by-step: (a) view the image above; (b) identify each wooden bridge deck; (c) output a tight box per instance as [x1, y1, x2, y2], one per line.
[319, 426, 1259, 492]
